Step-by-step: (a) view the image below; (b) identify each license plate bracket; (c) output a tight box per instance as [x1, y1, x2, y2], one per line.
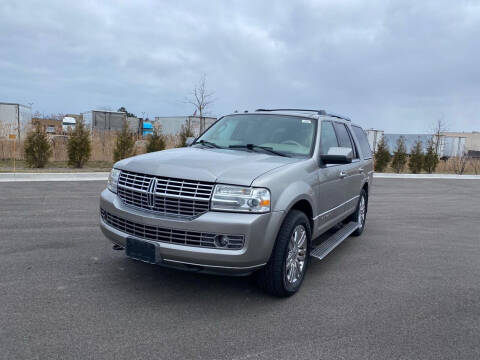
[126, 238, 158, 264]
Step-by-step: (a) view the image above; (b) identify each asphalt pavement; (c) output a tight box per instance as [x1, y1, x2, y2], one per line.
[0, 179, 479, 360]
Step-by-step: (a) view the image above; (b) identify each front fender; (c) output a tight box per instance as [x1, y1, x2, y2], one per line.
[273, 180, 315, 214]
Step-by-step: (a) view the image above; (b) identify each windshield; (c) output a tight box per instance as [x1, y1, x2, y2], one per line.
[195, 114, 317, 157]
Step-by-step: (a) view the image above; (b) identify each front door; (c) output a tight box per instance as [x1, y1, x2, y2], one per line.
[333, 122, 363, 215]
[314, 121, 350, 233]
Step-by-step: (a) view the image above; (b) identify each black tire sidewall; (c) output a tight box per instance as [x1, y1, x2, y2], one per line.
[280, 211, 311, 294]
[352, 189, 368, 236]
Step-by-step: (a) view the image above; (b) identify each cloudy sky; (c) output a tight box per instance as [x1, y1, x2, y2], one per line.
[1, 0, 479, 132]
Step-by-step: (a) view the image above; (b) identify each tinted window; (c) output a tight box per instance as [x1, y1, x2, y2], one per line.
[352, 125, 372, 159]
[320, 121, 339, 154]
[333, 123, 354, 150]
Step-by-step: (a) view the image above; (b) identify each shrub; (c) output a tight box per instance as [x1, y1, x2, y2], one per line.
[423, 138, 439, 173]
[24, 123, 52, 168]
[67, 120, 91, 168]
[408, 139, 424, 174]
[113, 121, 135, 161]
[374, 137, 391, 172]
[451, 155, 469, 175]
[146, 126, 166, 153]
[177, 120, 194, 147]
[391, 136, 408, 173]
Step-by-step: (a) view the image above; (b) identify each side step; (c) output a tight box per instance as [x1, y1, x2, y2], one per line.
[310, 221, 359, 260]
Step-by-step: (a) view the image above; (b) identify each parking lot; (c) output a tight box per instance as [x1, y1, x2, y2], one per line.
[1, 179, 479, 360]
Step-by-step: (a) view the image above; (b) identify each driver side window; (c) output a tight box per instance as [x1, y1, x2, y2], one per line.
[320, 121, 339, 154]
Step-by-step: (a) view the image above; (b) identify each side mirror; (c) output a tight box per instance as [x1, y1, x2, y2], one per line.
[320, 147, 353, 164]
[185, 137, 195, 146]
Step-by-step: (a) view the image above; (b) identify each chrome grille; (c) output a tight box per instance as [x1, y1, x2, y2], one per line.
[117, 170, 214, 217]
[101, 209, 245, 250]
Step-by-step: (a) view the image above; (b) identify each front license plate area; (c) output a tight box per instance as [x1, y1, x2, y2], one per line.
[126, 238, 157, 264]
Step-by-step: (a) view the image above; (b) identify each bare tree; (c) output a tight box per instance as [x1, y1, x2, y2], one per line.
[471, 159, 480, 175]
[185, 74, 215, 133]
[451, 154, 469, 175]
[431, 117, 448, 157]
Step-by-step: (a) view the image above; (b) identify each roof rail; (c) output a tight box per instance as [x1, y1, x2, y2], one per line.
[325, 112, 351, 121]
[255, 108, 327, 115]
[254, 108, 351, 121]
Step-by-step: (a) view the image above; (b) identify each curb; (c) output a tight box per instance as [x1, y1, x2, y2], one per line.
[373, 173, 480, 179]
[0, 172, 109, 182]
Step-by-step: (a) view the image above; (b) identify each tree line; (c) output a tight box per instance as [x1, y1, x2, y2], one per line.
[23, 120, 194, 168]
[374, 136, 440, 174]
[24, 75, 210, 168]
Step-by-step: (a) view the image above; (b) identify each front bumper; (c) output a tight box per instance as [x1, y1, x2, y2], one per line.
[100, 189, 285, 274]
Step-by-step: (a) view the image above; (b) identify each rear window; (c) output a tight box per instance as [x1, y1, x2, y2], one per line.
[352, 126, 372, 159]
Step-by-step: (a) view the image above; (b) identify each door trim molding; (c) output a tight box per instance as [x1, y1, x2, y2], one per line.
[313, 195, 359, 220]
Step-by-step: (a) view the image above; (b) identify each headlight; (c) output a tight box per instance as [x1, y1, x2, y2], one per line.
[107, 168, 121, 193]
[211, 185, 270, 213]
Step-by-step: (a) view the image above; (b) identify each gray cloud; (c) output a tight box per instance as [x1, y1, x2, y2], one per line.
[1, 0, 479, 132]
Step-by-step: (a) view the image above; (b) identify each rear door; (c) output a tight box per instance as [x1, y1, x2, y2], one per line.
[332, 122, 364, 215]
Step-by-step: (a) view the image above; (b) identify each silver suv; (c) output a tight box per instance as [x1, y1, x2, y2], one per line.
[100, 109, 373, 296]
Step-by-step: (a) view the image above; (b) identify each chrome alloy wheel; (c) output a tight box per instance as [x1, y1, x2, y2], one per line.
[358, 195, 366, 226]
[285, 225, 307, 284]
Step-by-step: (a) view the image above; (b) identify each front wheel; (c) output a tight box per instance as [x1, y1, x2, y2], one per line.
[350, 189, 368, 236]
[256, 210, 311, 297]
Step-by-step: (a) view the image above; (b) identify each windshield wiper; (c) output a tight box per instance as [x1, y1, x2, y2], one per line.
[195, 140, 223, 148]
[228, 144, 290, 157]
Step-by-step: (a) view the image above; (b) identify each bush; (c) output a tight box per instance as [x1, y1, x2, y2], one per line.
[146, 127, 166, 153]
[113, 121, 135, 161]
[408, 139, 424, 174]
[24, 123, 52, 168]
[177, 120, 194, 147]
[67, 120, 91, 168]
[423, 138, 439, 173]
[391, 136, 408, 173]
[374, 137, 391, 172]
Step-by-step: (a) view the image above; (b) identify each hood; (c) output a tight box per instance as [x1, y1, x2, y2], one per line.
[115, 147, 302, 186]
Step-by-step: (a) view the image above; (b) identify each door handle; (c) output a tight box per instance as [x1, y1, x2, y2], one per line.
[339, 170, 347, 178]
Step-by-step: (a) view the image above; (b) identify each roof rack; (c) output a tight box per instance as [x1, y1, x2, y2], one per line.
[255, 108, 327, 115]
[255, 108, 351, 121]
[325, 112, 351, 121]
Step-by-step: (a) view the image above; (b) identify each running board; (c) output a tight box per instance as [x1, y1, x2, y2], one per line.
[310, 221, 359, 260]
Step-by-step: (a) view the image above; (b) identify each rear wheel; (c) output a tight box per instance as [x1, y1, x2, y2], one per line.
[350, 189, 368, 236]
[256, 210, 311, 297]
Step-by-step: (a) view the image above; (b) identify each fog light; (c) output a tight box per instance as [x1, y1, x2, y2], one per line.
[214, 235, 229, 248]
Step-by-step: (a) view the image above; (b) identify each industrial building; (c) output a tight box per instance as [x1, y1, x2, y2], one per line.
[82, 110, 127, 132]
[81, 110, 143, 136]
[0, 102, 32, 140]
[31, 118, 63, 134]
[153, 116, 217, 137]
[441, 132, 480, 157]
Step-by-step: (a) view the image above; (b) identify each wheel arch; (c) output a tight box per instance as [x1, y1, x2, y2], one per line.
[362, 181, 369, 196]
[361, 181, 369, 212]
[289, 199, 314, 234]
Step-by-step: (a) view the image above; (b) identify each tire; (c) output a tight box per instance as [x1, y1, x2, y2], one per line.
[350, 188, 368, 236]
[256, 210, 311, 297]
